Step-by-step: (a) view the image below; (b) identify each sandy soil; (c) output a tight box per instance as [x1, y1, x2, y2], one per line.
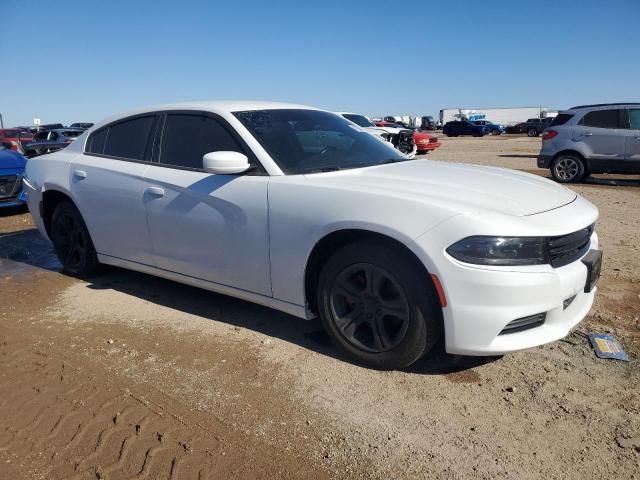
[0, 136, 638, 479]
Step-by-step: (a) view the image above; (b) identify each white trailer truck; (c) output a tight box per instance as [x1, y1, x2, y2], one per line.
[439, 107, 556, 127]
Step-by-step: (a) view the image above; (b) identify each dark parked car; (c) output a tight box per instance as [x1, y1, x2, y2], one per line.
[420, 116, 438, 130]
[506, 118, 553, 136]
[36, 123, 65, 132]
[69, 122, 94, 130]
[442, 121, 487, 137]
[24, 128, 84, 156]
[470, 120, 504, 135]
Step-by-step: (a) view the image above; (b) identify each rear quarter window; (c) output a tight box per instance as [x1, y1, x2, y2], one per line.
[550, 114, 573, 127]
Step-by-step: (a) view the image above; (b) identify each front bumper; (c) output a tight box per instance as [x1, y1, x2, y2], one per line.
[436, 247, 596, 355]
[537, 154, 553, 168]
[416, 141, 442, 151]
[0, 189, 26, 208]
[0, 170, 26, 208]
[410, 198, 599, 356]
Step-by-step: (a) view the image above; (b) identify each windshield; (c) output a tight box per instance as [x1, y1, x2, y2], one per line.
[2, 130, 21, 138]
[342, 114, 374, 128]
[234, 109, 406, 174]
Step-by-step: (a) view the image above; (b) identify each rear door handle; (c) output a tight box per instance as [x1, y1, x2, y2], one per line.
[72, 170, 87, 180]
[144, 187, 165, 198]
[582, 132, 593, 137]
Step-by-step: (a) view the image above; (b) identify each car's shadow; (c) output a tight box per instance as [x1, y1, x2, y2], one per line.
[0, 205, 29, 217]
[497, 154, 538, 159]
[0, 227, 499, 375]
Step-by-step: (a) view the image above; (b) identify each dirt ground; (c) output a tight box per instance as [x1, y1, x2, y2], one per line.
[1, 135, 639, 479]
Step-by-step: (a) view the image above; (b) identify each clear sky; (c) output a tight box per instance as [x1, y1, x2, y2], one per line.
[1, 0, 638, 126]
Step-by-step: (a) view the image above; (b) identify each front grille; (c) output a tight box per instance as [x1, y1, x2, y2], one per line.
[0, 175, 20, 198]
[547, 224, 593, 268]
[500, 313, 546, 335]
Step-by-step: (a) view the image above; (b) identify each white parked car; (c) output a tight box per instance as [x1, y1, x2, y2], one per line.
[337, 112, 416, 157]
[23, 101, 602, 370]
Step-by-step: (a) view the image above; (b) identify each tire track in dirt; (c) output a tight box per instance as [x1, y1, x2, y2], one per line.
[0, 320, 328, 479]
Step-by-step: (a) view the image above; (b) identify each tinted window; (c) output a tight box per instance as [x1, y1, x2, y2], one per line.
[234, 109, 404, 174]
[550, 114, 573, 127]
[342, 114, 374, 128]
[87, 128, 108, 154]
[103, 116, 156, 160]
[160, 114, 242, 169]
[628, 109, 640, 130]
[580, 109, 620, 129]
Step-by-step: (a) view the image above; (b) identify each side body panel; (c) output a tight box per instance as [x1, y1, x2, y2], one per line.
[143, 166, 271, 297]
[69, 155, 153, 264]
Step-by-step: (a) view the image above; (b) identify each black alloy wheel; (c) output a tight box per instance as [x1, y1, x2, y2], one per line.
[330, 263, 410, 353]
[317, 241, 442, 370]
[50, 201, 99, 276]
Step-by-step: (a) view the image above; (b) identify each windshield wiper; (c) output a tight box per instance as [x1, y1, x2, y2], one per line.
[304, 166, 343, 173]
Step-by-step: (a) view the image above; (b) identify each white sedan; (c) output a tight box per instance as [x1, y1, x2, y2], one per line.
[23, 101, 601, 369]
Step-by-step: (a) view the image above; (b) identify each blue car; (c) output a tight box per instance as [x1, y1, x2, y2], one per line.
[0, 145, 27, 208]
[442, 121, 488, 137]
[471, 120, 505, 135]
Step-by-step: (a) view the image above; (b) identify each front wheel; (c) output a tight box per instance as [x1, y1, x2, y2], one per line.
[317, 242, 442, 370]
[527, 128, 538, 137]
[491, 129, 501, 136]
[50, 201, 100, 276]
[550, 155, 586, 183]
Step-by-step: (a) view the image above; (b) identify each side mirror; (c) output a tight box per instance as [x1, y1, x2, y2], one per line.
[202, 151, 251, 175]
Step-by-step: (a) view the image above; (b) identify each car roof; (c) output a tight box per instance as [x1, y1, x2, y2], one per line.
[569, 102, 640, 110]
[39, 128, 84, 133]
[90, 100, 322, 132]
[123, 100, 317, 116]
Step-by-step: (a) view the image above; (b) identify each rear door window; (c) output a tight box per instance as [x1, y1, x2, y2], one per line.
[628, 109, 640, 130]
[579, 109, 620, 129]
[159, 114, 243, 170]
[102, 116, 156, 160]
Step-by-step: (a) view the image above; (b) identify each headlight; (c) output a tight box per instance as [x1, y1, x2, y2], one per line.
[446, 236, 546, 266]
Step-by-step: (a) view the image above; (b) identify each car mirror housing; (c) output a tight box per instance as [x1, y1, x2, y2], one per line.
[202, 151, 251, 175]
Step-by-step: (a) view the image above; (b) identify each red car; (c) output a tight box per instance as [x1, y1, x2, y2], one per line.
[374, 121, 441, 154]
[0, 128, 33, 153]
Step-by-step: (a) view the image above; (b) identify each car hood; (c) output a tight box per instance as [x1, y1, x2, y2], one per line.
[0, 150, 27, 170]
[306, 160, 577, 217]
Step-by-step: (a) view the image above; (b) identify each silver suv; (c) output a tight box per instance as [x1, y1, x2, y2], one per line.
[538, 103, 640, 182]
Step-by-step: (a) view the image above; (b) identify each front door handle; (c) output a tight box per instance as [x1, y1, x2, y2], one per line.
[72, 170, 87, 180]
[634, 136, 640, 141]
[144, 187, 165, 198]
[582, 132, 593, 137]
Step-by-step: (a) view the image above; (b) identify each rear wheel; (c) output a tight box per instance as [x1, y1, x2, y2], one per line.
[317, 241, 441, 370]
[50, 201, 100, 276]
[551, 154, 585, 183]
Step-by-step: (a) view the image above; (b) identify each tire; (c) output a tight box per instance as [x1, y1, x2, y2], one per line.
[317, 241, 442, 370]
[491, 129, 500, 136]
[50, 201, 100, 277]
[550, 154, 586, 183]
[527, 128, 538, 137]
